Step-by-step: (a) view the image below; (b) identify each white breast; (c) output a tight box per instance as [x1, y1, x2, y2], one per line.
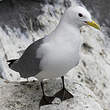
[36, 24, 81, 80]
[37, 35, 81, 80]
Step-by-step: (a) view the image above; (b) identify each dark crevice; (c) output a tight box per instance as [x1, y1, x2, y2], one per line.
[0, 0, 44, 32]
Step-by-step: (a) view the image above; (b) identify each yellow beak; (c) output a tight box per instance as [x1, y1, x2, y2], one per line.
[86, 21, 100, 30]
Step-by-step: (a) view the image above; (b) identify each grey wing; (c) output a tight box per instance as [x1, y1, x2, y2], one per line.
[13, 38, 44, 78]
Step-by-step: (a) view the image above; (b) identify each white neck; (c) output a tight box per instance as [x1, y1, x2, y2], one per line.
[52, 19, 80, 41]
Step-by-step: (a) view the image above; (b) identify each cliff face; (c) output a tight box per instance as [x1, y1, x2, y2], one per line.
[82, 0, 110, 27]
[82, 0, 110, 46]
[0, 0, 110, 110]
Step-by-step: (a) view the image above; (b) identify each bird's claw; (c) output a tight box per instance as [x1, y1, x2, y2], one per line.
[39, 95, 55, 107]
[54, 88, 73, 101]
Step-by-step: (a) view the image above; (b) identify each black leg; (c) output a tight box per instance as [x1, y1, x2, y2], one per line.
[54, 76, 73, 101]
[61, 76, 65, 89]
[39, 82, 55, 107]
[41, 82, 45, 96]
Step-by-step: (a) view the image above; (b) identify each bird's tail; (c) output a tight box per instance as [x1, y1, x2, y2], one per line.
[7, 59, 17, 68]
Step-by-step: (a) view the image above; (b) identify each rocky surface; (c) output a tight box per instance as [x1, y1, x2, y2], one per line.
[82, 0, 110, 47]
[0, 0, 110, 110]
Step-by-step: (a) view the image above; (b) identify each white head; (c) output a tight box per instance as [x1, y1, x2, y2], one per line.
[63, 6, 100, 30]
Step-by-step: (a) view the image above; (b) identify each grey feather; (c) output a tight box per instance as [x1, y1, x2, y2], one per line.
[11, 38, 44, 78]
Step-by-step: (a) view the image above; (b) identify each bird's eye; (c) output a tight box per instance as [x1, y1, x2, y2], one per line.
[78, 13, 83, 17]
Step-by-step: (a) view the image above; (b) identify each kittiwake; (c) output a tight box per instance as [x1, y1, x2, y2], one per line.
[7, 6, 100, 107]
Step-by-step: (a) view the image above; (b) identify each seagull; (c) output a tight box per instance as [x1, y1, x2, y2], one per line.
[7, 6, 100, 107]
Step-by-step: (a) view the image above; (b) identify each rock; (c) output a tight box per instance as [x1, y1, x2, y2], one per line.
[81, 0, 110, 47]
[0, 0, 109, 110]
[0, 77, 103, 110]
